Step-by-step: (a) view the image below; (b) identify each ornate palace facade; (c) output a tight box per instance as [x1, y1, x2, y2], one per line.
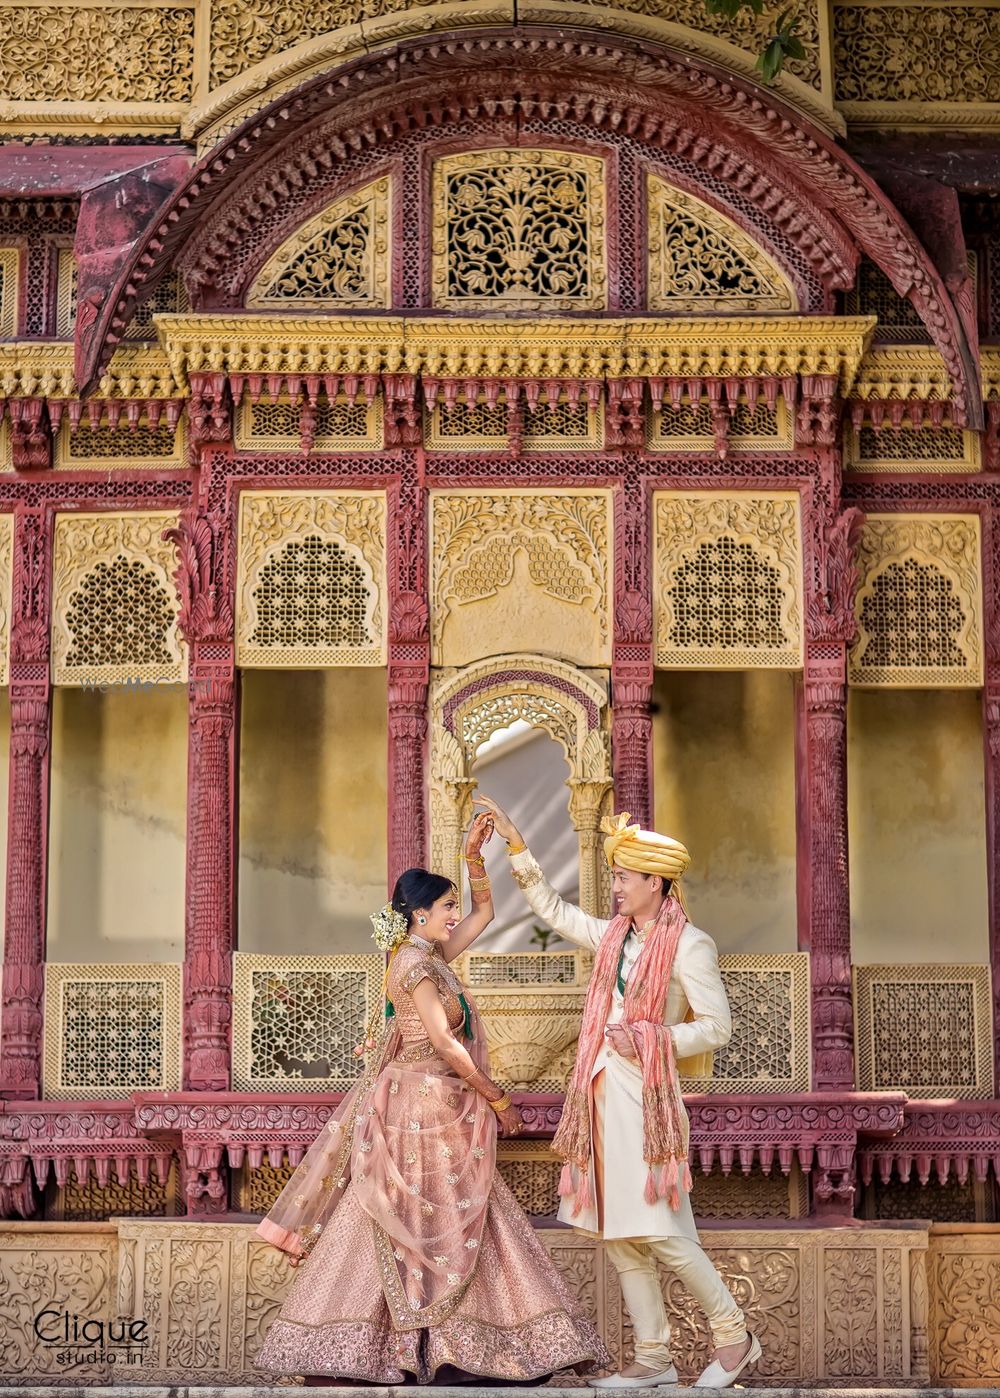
[1, 0, 1000, 1385]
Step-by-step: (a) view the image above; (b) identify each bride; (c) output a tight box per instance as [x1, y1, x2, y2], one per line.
[254, 812, 609, 1384]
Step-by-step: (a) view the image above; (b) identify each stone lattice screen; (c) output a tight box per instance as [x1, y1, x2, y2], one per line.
[235, 395, 382, 451]
[850, 514, 983, 687]
[247, 178, 390, 309]
[43, 963, 182, 1099]
[235, 489, 386, 668]
[647, 175, 797, 312]
[431, 149, 607, 311]
[845, 417, 980, 474]
[50, 512, 187, 687]
[854, 963, 994, 1098]
[654, 491, 804, 669]
[232, 952, 385, 1091]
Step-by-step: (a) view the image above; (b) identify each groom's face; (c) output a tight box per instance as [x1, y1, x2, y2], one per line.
[612, 865, 661, 921]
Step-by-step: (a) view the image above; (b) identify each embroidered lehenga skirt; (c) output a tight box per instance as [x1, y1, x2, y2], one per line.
[255, 1170, 605, 1383]
[254, 943, 608, 1384]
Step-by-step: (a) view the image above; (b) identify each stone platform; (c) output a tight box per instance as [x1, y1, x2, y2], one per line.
[3, 1220, 999, 1388]
[3, 1388, 999, 1397]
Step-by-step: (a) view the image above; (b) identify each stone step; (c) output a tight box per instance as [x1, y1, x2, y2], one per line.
[0, 1389, 992, 1397]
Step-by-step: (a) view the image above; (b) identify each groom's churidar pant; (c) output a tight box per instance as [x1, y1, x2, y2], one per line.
[593, 1071, 747, 1368]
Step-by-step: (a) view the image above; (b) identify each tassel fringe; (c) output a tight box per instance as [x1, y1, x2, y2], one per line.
[557, 1162, 575, 1198]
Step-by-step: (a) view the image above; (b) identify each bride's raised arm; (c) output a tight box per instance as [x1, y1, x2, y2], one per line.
[438, 810, 496, 962]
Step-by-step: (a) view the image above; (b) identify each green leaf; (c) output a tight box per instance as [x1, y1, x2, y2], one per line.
[755, 36, 786, 81]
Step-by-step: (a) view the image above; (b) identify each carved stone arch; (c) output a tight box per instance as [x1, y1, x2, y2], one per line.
[429, 655, 612, 917]
[76, 32, 980, 425]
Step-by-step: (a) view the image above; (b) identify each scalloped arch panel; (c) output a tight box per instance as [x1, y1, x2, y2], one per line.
[246, 176, 391, 309]
[647, 175, 797, 313]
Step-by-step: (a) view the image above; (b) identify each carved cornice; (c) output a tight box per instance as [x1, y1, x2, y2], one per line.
[76, 32, 981, 428]
[0, 343, 181, 401]
[851, 346, 953, 402]
[156, 314, 877, 392]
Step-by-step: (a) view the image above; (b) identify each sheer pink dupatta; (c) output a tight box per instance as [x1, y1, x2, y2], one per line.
[255, 974, 497, 1330]
[254, 1017, 403, 1262]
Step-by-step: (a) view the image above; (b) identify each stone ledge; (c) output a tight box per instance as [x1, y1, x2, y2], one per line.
[1, 1389, 998, 1397]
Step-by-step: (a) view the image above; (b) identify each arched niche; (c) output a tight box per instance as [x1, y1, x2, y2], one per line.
[429, 655, 612, 915]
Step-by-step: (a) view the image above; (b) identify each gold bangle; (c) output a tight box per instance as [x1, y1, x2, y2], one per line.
[487, 1093, 512, 1113]
[461, 852, 486, 864]
[505, 840, 526, 856]
[469, 876, 491, 892]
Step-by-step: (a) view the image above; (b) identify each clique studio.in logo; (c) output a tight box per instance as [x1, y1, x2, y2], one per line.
[33, 1308, 149, 1366]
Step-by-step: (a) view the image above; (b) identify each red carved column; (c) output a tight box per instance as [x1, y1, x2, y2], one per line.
[982, 507, 1000, 1085]
[799, 423, 864, 1101]
[387, 461, 430, 883]
[164, 508, 237, 1102]
[0, 508, 53, 1100]
[612, 468, 653, 827]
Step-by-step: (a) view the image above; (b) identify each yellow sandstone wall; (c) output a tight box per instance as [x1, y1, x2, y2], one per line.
[652, 670, 798, 954]
[848, 689, 988, 964]
[238, 667, 387, 954]
[46, 687, 187, 962]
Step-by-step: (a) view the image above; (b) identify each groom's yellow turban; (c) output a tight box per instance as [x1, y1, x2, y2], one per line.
[601, 812, 691, 881]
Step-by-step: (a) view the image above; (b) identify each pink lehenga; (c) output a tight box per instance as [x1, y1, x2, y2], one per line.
[254, 940, 610, 1383]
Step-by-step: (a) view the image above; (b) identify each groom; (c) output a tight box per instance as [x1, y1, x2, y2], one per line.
[475, 796, 759, 1390]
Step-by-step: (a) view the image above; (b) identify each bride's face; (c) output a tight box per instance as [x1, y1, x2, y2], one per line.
[414, 888, 460, 943]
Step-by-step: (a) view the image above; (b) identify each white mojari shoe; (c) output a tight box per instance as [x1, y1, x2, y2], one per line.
[693, 1333, 762, 1388]
[589, 1365, 679, 1389]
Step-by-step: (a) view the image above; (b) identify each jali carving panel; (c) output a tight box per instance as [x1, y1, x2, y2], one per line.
[231, 952, 384, 1091]
[0, 246, 18, 334]
[654, 491, 803, 669]
[854, 963, 994, 1098]
[686, 953, 811, 1094]
[43, 962, 183, 1099]
[850, 514, 983, 687]
[431, 150, 607, 310]
[647, 176, 796, 313]
[235, 490, 386, 667]
[51, 511, 186, 687]
[430, 490, 612, 667]
[247, 179, 390, 309]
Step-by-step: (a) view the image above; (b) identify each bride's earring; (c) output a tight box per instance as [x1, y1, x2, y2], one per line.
[418, 915, 427, 925]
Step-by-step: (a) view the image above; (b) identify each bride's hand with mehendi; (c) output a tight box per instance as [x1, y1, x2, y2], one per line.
[495, 1102, 523, 1137]
[464, 810, 494, 863]
[473, 794, 523, 848]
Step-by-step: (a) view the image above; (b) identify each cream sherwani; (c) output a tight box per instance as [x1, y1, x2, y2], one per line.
[509, 847, 733, 1240]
